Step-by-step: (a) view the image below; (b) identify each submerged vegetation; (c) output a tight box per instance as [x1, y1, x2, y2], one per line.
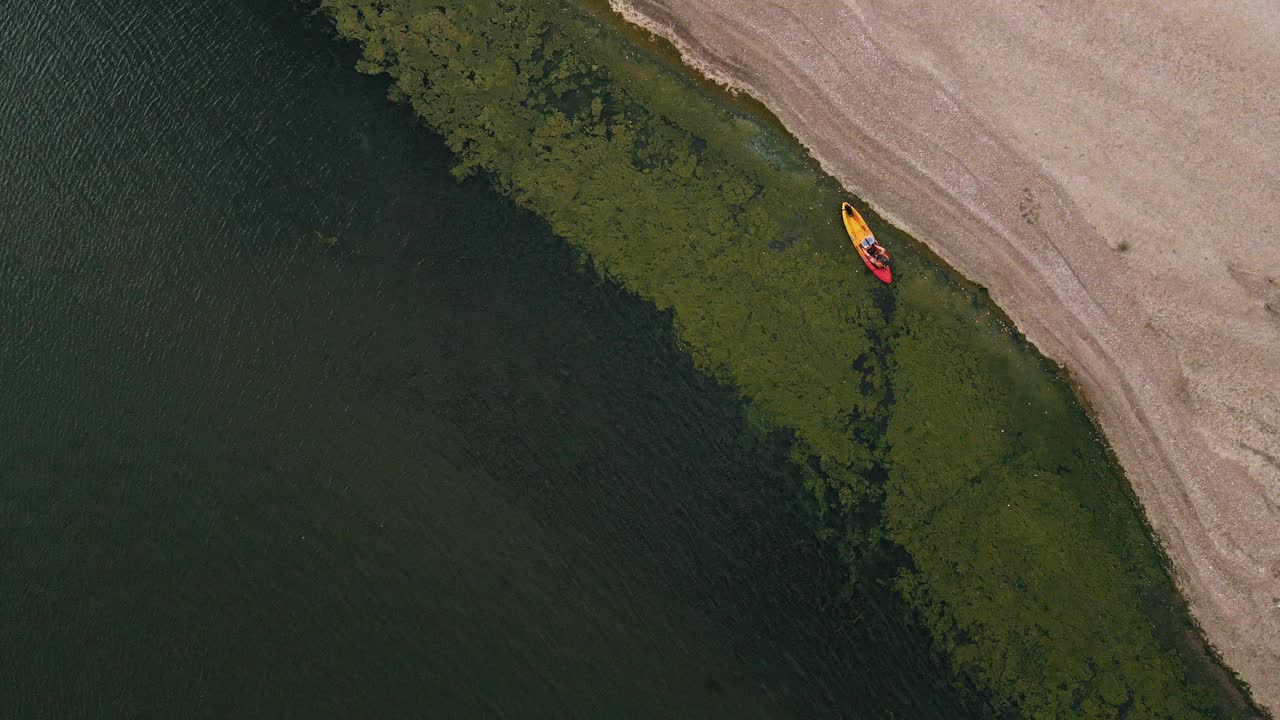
[318, 0, 1255, 716]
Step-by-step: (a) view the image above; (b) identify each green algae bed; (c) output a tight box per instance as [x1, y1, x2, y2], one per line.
[317, 1, 1261, 716]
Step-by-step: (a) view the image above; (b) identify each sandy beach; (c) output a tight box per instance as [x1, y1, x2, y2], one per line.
[609, 0, 1280, 710]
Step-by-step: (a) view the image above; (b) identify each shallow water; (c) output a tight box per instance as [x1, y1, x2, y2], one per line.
[302, 1, 1262, 717]
[0, 1, 984, 716]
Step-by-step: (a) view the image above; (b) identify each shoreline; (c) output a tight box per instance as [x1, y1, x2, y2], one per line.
[607, 0, 1280, 712]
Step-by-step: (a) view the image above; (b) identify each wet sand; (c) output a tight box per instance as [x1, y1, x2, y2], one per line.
[609, 0, 1280, 710]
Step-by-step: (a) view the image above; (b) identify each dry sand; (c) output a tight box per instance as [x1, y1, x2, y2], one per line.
[608, 0, 1280, 710]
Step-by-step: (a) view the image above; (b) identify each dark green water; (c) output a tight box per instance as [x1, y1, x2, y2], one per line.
[0, 2, 980, 717]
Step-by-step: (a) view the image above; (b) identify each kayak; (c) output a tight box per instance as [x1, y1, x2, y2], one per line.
[841, 202, 892, 284]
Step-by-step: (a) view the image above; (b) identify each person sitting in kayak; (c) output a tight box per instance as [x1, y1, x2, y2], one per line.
[860, 236, 890, 267]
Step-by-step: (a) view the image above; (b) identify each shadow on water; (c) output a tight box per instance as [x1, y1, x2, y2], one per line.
[0, 0, 986, 717]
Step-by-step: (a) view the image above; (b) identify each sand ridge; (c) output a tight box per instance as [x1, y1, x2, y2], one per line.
[608, 0, 1280, 710]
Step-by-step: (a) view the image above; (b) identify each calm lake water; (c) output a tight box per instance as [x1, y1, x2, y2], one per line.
[0, 1, 981, 717]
